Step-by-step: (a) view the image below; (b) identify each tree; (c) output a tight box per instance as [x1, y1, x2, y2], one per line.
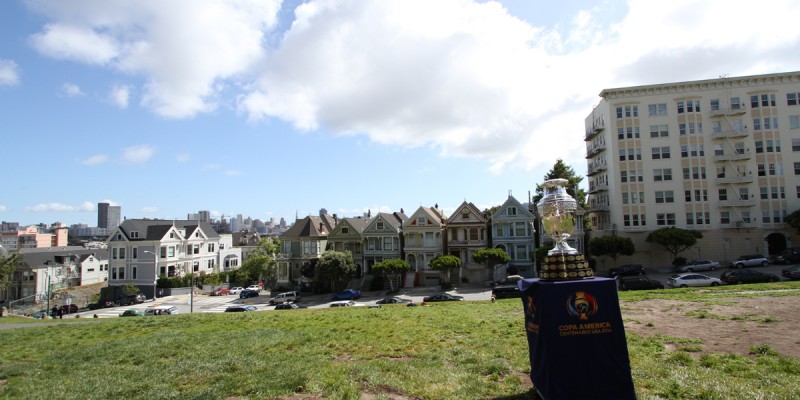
[429, 255, 461, 285]
[372, 259, 411, 292]
[646, 227, 702, 264]
[122, 283, 141, 296]
[588, 235, 635, 266]
[473, 248, 511, 280]
[533, 159, 587, 208]
[316, 250, 357, 292]
[0, 251, 20, 294]
[235, 237, 280, 286]
[786, 209, 800, 233]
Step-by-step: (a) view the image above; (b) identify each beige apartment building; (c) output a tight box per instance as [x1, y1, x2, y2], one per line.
[585, 71, 800, 270]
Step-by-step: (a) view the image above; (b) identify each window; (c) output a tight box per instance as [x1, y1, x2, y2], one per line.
[132, 248, 137, 259]
[130, 231, 139, 238]
[758, 164, 766, 176]
[649, 124, 669, 138]
[119, 248, 126, 259]
[710, 99, 719, 111]
[712, 121, 723, 133]
[384, 237, 393, 250]
[657, 213, 676, 226]
[753, 118, 761, 131]
[683, 167, 706, 179]
[377, 221, 385, 229]
[652, 146, 670, 159]
[616, 106, 623, 118]
[793, 138, 800, 151]
[341, 227, 349, 234]
[755, 141, 764, 153]
[160, 246, 166, 258]
[655, 191, 674, 203]
[686, 212, 711, 225]
[515, 245, 527, 261]
[469, 228, 479, 241]
[514, 222, 526, 237]
[620, 171, 627, 182]
[716, 166, 726, 178]
[730, 97, 741, 109]
[797, 186, 800, 198]
[653, 168, 672, 181]
[417, 217, 425, 225]
[168, 246, 175, 257]
[790, 116, 800, 129]
[495, 224, 504, 237]
[617, 128, 624, 140]
[207, 243, 215, 252]
[132, 267, 137, 279]
[648, 103, 667, 116]
[461, 213, 469, 220]
[624, 105, 638, 117]
[720, 212, 730, 224]
[741, 212, 751, 223]
[739, 188, 749, 200]
[507, 207, 517, 215]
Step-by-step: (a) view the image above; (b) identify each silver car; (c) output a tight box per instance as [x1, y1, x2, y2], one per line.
[678, 260, 720, 272]
[730, 255, 769, 268]
[667, 273, 722, 288]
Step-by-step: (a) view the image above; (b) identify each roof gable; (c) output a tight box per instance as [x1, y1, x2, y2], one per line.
[446, 201, 486, 225]
[492, 195, 534, 219]
[407, 206, 445, 228]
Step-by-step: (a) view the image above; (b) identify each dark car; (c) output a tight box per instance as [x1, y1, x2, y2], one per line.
[87, 299, 115, 310]
[225, 305, 257, 312]
[423, 293, 464, 302]
[120, 309, 144, 317]
[772, 247, 800, 264]
[58, 304, 79, 314]
[782, 265, 800, 280]
[618, 277, 664, 291]
[491, 285, 521, 299]
[720, 269, 780, 284]
[332, 289, 362, 301]
[275, 303, 306, 310]
[608, 264, 645, 278]
[239, 289, 259, 299]
[375, 297, 407, 304]
[118, 293, 146, 306]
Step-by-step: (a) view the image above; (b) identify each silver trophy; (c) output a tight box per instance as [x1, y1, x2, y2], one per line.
[537, 179, 578, 256]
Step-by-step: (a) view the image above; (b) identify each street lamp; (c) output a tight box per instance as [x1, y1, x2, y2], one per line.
[143, 250, 158, 301]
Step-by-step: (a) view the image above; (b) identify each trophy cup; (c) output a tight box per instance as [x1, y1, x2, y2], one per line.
[536, 178, 594, 280]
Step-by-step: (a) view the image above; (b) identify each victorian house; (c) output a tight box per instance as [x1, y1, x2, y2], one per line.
[277, 210, 335, 290]
[490, 193, 536, 280]
[362, 211, 408, 275]
[445, 201, 490, 283]
[403, 205, 446, 286]
[326, 215, 369, 276]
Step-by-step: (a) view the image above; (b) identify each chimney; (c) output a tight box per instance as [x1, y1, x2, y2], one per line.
[333, 214, 338, 224]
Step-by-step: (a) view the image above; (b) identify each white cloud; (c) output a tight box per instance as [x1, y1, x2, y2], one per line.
[27, 0, 282, 118]
[82, 154, 108, 166]
[0, 59, 20, 86]
[122, 144, 154, 164]
[61, 82, 84, 97]
[109, 84, 130, 108]
[99, 199, 120, 207]
[175, 153, 190, 163]
[224, 169, 241, 176]
[141, 206, 160, 213]
[25, 202, 95, 213]
[0, 204, 8, 212]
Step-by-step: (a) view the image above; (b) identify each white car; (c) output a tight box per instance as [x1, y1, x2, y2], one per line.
[667, 273, 722, 288]
[229, 287, 245, 295]
[246, 285, 262, 293]
[678, 260, 720, 272]
[329, 300, 367, 307]
[268, 291, 301, 305]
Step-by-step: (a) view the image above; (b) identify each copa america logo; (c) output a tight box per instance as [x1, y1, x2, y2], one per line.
[566, 291, 598, 321]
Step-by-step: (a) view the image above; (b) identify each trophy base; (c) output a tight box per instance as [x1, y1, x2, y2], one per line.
[538, 253, 595, 281]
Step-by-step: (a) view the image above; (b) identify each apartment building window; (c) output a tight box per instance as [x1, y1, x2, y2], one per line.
[653, 168, 672, 181]
[720, 212, 730, 224]
[761, 187, 769, 199]
[769, 163, 782, 176]
[710, 99, 720, 111]
[797, 186, 800, 198]
[755, 141, 763, 153]
[655, 191, 674, 203]
[649, 124, 669, 138]
[686, 212, 710, 225]
[730, 97, 741, 109]
[716, 166, 726, 178]
[751, 94, 776, 108]
[753, 118, 761, 131]
[789, 93, 799, 105]
[795, 162, 800, 175]
[684, 189, 707, 202]
[790, 116, 800, 129]
[762, 210, 772, 223]
[774, 187, 785, 199]
[625, 105, 638, 117]
[515, 222, 526, 236]
[683, 167, 706, 179]
[732, 120, 743, 133]
[617, 127, 624, 139]
[616, 107, 623, 118]
[769, 140, 780, 152]
[741, 212, 751, 223]
[619, 126, 640, 139]
[623, 214, 645, 227]
[677, 100, 701, 113]
[657, 213, 676, 226]
[734, 142, 745, 154]
[648, 103, 667, 116]
[739, 188, 749, 200]
[652, 146, 670, 159]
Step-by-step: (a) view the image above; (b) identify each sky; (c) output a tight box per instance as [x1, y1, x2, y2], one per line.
[2, 0, 800, 227]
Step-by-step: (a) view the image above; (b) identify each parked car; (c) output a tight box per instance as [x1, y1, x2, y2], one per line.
[229, 287, 245, 295]
[667, 273, 722, 288]
[87, 299, 115, 310]
[332, 289, 362, 301]
[607, 264, 645, 277]
[375, 297, 407, 304]
[58, 304, 79, 314]
[210, 288, 231, 296]
[423, 293, 464, 302]
[144, 306, 179, 315]
[239, 289, 259, 299]
[678, 260, 720, 272]
[225, 305, 257, 312]
[268, 291, 301, 305]
[491, 285, 521, 299]
[771, 247, 800, 264]
[782, 265, 800, 280]
[720, 269, 780, 284]
[618, 277, 664, 291]
[118, 293, 146, 306]
[120, 309, 144, 317]
[729, 254, 769, 268]
[275, 303, 306, 310]
[246, 285, 262, 293]
[31, 309, 50, 319]
[330, 300, 367, 307]
[493, 275, 524, 286]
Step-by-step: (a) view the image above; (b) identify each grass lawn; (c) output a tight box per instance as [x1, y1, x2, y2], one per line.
[1, 282, 799, 399]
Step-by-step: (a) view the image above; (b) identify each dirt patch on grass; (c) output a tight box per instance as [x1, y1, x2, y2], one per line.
[621, 295, 800, 358]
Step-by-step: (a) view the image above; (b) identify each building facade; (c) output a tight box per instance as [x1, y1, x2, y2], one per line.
[585, 71, 800, 270]
[403, 205, 446, 286]
[445, 201, 490, 284]
[97, 202, 121, 229]
[490, 194, 536, 280]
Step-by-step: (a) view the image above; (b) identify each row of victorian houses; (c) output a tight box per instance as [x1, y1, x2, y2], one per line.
[2, 192, 586, 307]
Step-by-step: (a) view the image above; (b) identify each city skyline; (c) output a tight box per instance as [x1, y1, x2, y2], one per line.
[3, 0, 800, 226]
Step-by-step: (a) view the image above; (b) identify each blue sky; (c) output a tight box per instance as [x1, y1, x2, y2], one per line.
[2, 0, 800, 227]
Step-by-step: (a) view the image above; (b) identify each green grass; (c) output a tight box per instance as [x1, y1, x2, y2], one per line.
[1, 282, 799, 399]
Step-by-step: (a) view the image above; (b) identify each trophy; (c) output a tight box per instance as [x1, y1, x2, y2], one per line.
[536, 179, 594, 280]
